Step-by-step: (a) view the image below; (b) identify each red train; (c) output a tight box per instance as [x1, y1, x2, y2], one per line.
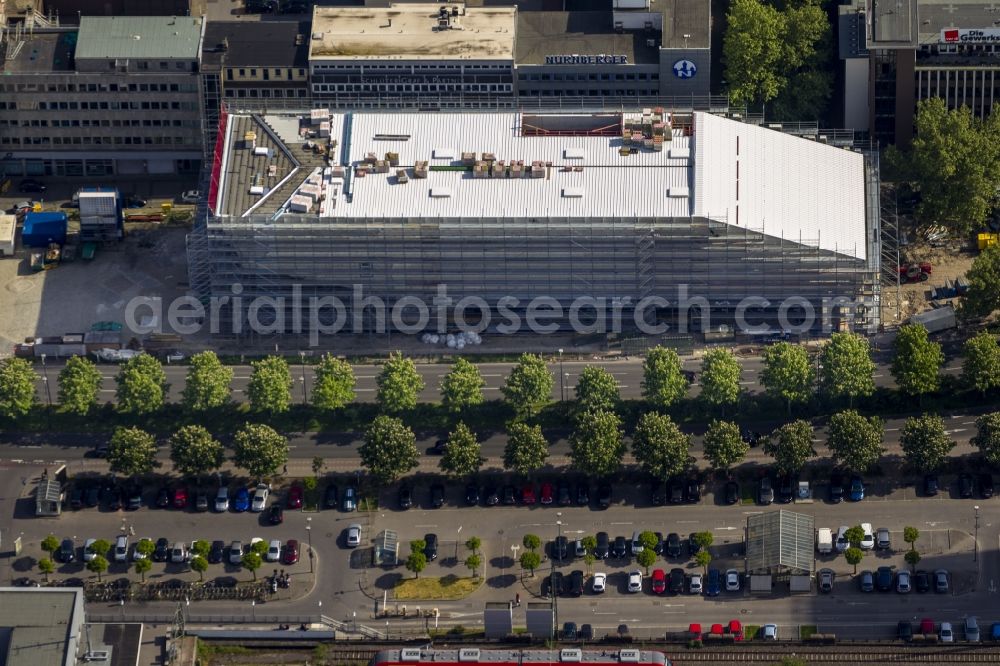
[373, 648, 670, 666]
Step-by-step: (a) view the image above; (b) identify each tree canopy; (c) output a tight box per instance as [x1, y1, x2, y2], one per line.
[359, 415, 419, 484]
[764, 420, 816, 473]
[900, 413, 955, 472]
[890, 324, 943, 399]
[0, 358, 39, 419]
[700, 349, 742, 412]
[169, 425, 224, 478]
[962, 332, 1000, 396]
[574, 366, 620, 413]
[107, 426, 158, 477]
[114, 353, 167, 414]
[826, 410, 884, 472]
[702, 419, 749, 470]
[631, 412, 691, 480]
[641, 346, 689, 408]
[232, 423, 288, 479]
[503, 422, 549, 473]
[960, 244, 1000, 320]
[501, 353, 553, 415]
[819, 332, 875, 407]
[973, 412, 1000, 466]
[181, 351, 232, 411]
[760, 342, 813, 413]
[569, 409, 626, 477]
[440, 358, 485, 412]
[376, 352, 425, 413]
[246, 356, 293, 413]
[439, 422, 483, 477]
[310, 353, 356, 410]
[57, 356, 102, 415]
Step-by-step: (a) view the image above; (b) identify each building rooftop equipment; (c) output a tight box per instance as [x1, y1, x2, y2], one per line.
[75, 15, 203, 61]
[309, 4, 517, 60]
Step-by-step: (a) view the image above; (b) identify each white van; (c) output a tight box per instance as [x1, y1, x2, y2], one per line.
[816, 528, 833, 554]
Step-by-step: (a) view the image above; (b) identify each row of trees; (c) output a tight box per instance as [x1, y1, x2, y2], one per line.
[405, 536, 482, 579]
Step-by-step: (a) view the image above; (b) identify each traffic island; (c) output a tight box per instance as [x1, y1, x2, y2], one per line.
[393, 574, 482, 600]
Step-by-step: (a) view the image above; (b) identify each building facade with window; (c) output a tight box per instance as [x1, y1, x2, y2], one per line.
[0, 15, 204, 178]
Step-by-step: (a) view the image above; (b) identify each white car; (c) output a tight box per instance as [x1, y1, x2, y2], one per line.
[251, 484, 269, 512]
[940, 622, 954, 642]
[688, 573, 703, 595]
[214, 486, 229, 512]
[627, 570, 643, 593]
[346, 523, 362, 548]
[132, 538, 152, 561]
[761, 624, 778, 641]
[229, 541, 243, 565]
[725, 569, 741, 592]
[114, 535, 129, 562]
[170, 542, 187, 563]
[180, 190, 201, 203]
[83, 539, 97, 562]
[860, 523, 875, 550]
[592, 572, 607, 593]
[835, 526, 849, 553]
[267, 539, 281, 562]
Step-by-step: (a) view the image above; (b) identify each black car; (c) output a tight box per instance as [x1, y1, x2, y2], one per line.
[758, 475, 774, 505]
[777, 475, 794, 504]
[668, 568, 685, 594]
[567, 569, 585, 596]
[595, 532, 610, 559]
[424, 533, 438, 561]
[552, 536, 569, 561]
[398, 485, 413, 510]
[740, 428, 763, 447]
[665, 532, 682, 558]
[557, 481, 572, 506]
[913, 570, 931, 593]
[195, 491, 209, 512]
[876, 566, 894, 592]
[430, 483, 445, 508]
[268, 503, 284, 525]
[546, 571, 564, 598]
[484, 485, 500, 506]
[155, 487, 171, 509]
[465, 484, 480, 506]
[123, 195, 147, 209]
[84, 483, 100, 508]
[829, 472, 845, 503]
[324, 484, 338, 509]
[980, 473, 994, 499]
[688, 533, 702, 556]
[579, 624, 594, 640]
[502, 485, 517, 505]
[68, 485, 84, 510]
[924, 473, 939, 497]
[429, 439, 447, 455]
[668, 477, 684, 504]
[125, 485, 143, 511]
[562, 621, 578, 639]
[153, 537, 170, 562]
[651, 481, 667, 506]
[724, 480, 740, 505]
[958, 473, 975, 499]
[19, 179, 46, 193]
[685, 478, 701, 503]
[103, 481, 122, 510]
[208, 540, 225, 564]
[597, 483, 612, 508]
[898, 621, 913, 642]
[653, 532, 665, 555]
[59, 538, 75, 563]
[612, 536, 628, 559]
[576, 483, 590, 506]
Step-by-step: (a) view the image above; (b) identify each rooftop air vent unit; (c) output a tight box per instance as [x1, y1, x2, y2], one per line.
[646, 39, 656, 47]
[560, 650, 583, 662]
[458, 649, 481, 662]
[562, 188, 584, 198]
[83, 651, 110, 662]
[614, 21, 624, 33]
[400, 649, 423, 662]
[564, 148, 586, 159]
[430, 187, 454, 198]
[433, 148, 456, 159]
[312, 32, 323, 41]
[667, 186, 689, 198]
[619, 650, 642, 663]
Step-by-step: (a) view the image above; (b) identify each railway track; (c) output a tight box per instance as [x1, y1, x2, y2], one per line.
[671, 647, 1000, 663]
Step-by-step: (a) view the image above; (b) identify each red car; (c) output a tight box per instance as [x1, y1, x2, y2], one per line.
[287, 483, 303, 509]
[919, 618, 935, 635]
[172, 487, 188, 509]
[540, 482, 554, 505]
[281, 539, 300, 565]
[651, 569, 666, 594]
[521, 484, 537, 505]
[727, 620, 743, 641]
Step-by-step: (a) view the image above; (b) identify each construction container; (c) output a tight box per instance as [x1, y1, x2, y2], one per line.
[910, 306, 957, 333]
[977, 233, 998, 250]
[22, 212, 68, 248]
[0, 214, 15, 256]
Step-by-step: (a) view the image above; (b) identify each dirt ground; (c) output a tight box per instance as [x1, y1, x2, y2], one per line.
[881, 240, 977, 325]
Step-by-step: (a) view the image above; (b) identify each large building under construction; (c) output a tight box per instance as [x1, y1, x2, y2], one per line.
[187, 108, 881, 339]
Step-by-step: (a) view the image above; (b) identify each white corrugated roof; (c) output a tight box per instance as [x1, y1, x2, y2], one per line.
[693, 112, 867, 260]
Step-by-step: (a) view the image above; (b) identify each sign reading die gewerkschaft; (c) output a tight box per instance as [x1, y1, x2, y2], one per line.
[544, 54, 630, 65]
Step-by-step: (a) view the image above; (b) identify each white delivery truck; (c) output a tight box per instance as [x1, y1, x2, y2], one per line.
[816, 528, 833, 555]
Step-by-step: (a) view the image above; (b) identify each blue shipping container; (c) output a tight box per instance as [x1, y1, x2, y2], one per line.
[22, 212, 68, 248]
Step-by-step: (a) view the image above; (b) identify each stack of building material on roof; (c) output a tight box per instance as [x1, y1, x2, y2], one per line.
[530, 161, 545, 178]
[289, 195, 313, 213]
[462, 152, 477, 166]
[385, 152, 400, 167]
[473, 161, 487, 178]
[413, 161, 428, 178]
[310, 108, 330, 125]
[396, 169, 409, 184]
[299, 183, 323, 201]
[318, 121, 330, 138]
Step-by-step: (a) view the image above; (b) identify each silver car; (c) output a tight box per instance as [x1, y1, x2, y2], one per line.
[346, 523, 362, 548]
[965, 616, 980, 642]
[114, 535, 129, 562]
[229, 540, 243, 565]
[627, 570, 643, 593]
[251, 484, 269, 512]
[214, 486, 229, 512]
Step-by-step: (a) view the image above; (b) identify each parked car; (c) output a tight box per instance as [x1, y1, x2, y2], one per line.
[668, 568, 685, 594]
[424, 533, 438, 561]
[153, 538, 170, 562]
[914, 570, 931, 593]
[924, 473, 940, 497]
[896, 570, 912, 594]
[114, 536, 129, 562]
[83, 539, 97, 562]
[68, 485, 84, 510]
[398, 485, 413, 510]
[557, 481, 572, 506]
[959, 473, 975, 499]
[84, 484, 100, 508]
[233, 487, 250, 512]
[940, 622, 954, 642]
[668, 477, 684, 504]
[595, 532, 610, 559]
[126, 485, 143, 511]
[828, 472, 845, 503]
[540, 482, 554, 505]
[651, 569, 666, 594]
[576, 483, 590, 506]
[268, 504, 284, 525]
[592, 572, 607, 593]
[684, 477, 701, 503]
[706, 569, 721, 597]
[597, 483, 612, 508]
[934, 569, 950, 593]
[229, 541, 243, 565]
[430, 483, 445, 508]
[760, 624, 778, 641]
[546, 572, 564, 598]
[59, 538, 76, 563]
[876, 566, 894, 592]
[172, 487, 188, 509]
[848, 476, 865, 501]
[170, 542, 188, 563]
[19, 178, 47, 193]
[214, 486, 230, 512]
[725, 569, 741, 592]
[777, 475, 794, 503]
[980, 473, 994, 499]
[688, 533, 702, 556]
[287, 483, 303, 509]
[209, 540, 225, 564]
[342, 486, 357, 512]
[920, 618, 935, 636]
[860, 523, 875, 550]
[281, 540, 300, 565]
[651, 481, 667, 506]
[567, 570, 584, 596]
[835, 526, 849, 553]
[966, 616, 981, 642]
[898, 621, 913, 642]
[132, 538, 152, 561]
[484, 486, 500, 506]
[876, 527, 891, 550]
[688, 573, 703, 594]
[627, 570, 643, 593]
[859, 570, 874, 593]
[612, 536, 628, 559]
[552, 536, 569, 561]
[665, 533, 682, 558]
[267, 539, 282, 562]
[818, 568, 835, 593]
[502, 485, 516, 506]
[324, 484, 339, 509]
[562, 622, 578, 640]
[251, 484, 269, 512]
[724, 480, 740, 505]
[465, 484, 479, 506]
[758, 476, 774, 505]
[520, 484, 536, 505]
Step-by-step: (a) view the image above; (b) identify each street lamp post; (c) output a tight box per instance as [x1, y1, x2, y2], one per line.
[251, 599, 256, 621]
[552, 517, 563, 640]
[40, 354, 52, 407]
[558, 349, 564, 401]
[306, 517, 313, 573]
[299, 351, 307, 404]
[974, 505, 981, 563]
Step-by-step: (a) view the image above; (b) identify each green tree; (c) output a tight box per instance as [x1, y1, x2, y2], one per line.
[251, 539, 268, 557]
[581, 535, 597, 555]
[115, 353, 167, 414]
[501, 353, 553, 416]
[631, 412, 690, 480]
[405, 551, 427, 578]
[87, 555, 108, 582]
[903, 526, 920, 551]
[465, 553, 482, 577]
[376, 352, 424, 413]
[134, 557, 152, 582]
[108, 426, 158, 477]
[246, 356, 292, 413]
[57, 356, 102, 415]
[639, 531, 659, 552]
[439, 422, 483, 477]
[191, 540, 210, 558]
[181, 351, 232, 411]
[465, 536, 481, 554]
[703, 420, 749, 470]
[38, 557, 54, 583]
[520, 551, 541, 577]
[760, 342, 813, 414]
[232, 423, 289, 480]
[89, 539, 111, 559]
[440, 358, 484, 412]
[569, 409, 626, 477]
[135, 538, 155, 559]
[312, 456, 325, 476]
[169, 425, 224, 478]
[241, 551, 262, 580]
[890, 324, 944, 401]
[844, 546, 864, 574]
[699, 349, 741, 414]
[827, 410, 884, 472]
[764, 420, 816, 474]
[41, 535, 60, 556]
[887, 97, 1000, 235]
[819, 332, 875, 407]
[694, 550, 712, 572]
[962, 244, 1000, 320]
[636, 548, 657, 573]
[0, 358, 38, 419]
[523, 534, 541, 551]
[962, 332, 1000, 396]
[311, 353, 356, 410]
[900, 413, 955, 472]
[723, 0, 785, 107]
[693, 532, 714, 550]
[641, 346, 689, 408]
[503, 422, 549, 474]
[574, 366, 620, 413]
[904, 550, 921, 571]
[190, 555, 208, 581]
[359, 415, 419, 484]
[973, 412, 1000, 465]
[410, 539, 426, 555]
[844, 526, 865, 549]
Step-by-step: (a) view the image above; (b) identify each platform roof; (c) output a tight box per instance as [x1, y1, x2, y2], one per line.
[746, 510, 816, 575]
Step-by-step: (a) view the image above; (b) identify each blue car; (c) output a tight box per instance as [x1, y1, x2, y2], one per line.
[232, 487, 250, 512]
[849, 476, 865, 501]
[991, 622, 1000, 641]
[705, 568, 721, 597]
